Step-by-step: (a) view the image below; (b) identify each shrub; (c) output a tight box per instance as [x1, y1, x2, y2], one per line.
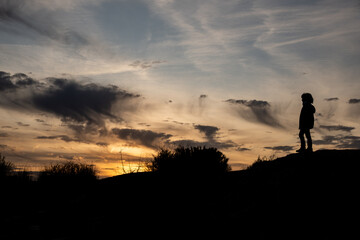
[246, 154, 277, 171]
[39, 161, 97, 184]
[0, 153, 15, 177]
[147, 146, 231, 177]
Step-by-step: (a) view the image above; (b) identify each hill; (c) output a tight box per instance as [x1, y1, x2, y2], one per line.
[98, 149, 359, 238]
[1, 150, 359, 239]
[221, 149, 360, 238]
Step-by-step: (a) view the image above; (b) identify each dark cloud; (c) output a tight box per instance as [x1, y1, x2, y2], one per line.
[0, 71, 17, 91]
[12, 73, 38, 87]
[0, 71, 140, 134]
[194, 124, 219, 140]
[324, 97, 339, 102]
[337, 136, 360, 149]
[348, 99, 360, 104]
[0, 71, 40, 92]
[170, 139, 236, 150]
[112, 128, 172, 149]
[16, 122, 29, 127]
[191, 124, 237, 149]
[313, 135, 338, 145]
[227, 99, 270, 108]
[264, 146, 294, 152]
[226, 99, 282, 127]
[170, 139, 208, 148]
[0, 132, 9, 137]
[319, 125, 355, 132]
[0, 1, 89, 46]
[236, 147, 251, 152]
[96, 142, 108, 147]
[197, 94, 208, 113]
[36, 135, 88, 143]
[32, 78, 138, 127]
[314, 135, 360, 149]
[111, 126, 237, 150]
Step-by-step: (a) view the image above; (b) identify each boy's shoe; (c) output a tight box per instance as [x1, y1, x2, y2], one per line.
[306, 148, 313, 153]
[296, 148, 305, 153]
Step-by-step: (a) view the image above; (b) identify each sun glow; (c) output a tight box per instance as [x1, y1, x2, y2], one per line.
[108, 145, 154, 157]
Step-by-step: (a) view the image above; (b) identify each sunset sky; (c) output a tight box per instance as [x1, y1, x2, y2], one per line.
[1, 0, 360, 177]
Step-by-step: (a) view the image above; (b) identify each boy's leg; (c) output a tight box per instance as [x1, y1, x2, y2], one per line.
[304, 129, 312, 151]
[297, 130, 306, 152]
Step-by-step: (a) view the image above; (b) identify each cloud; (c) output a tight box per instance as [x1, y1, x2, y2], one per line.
[313, 135, 360, 149]
[226, 99, 282, 127]
[0, 71, 16, 91]
[129, 60, 165, 69]
[349, 99, 360, 104]
[319, 125, 355, 132]
[36, 135, 88, 144]
[96, 142, 108, 147]
[324, 98, 339, 102]
[337, 136, 360, 149]
[32, 78, 138, 126]
[0, 0, 89, 47]
[194, 124, 219, 140]
[264, 146, 294, 152]
[170, 139, 208, 148]
[313, 135, 339, 146]
[0, 132, 9, 137]
[0, 144, 14, 152]
[170, 123, 237, 150]
[0, 71, 141, 133]
[112, 128, 172, 149]
[236, 147, 251, 152]
[0, 71, 40, 92]
[16, 122, 30, 127]
[110, 124, 237, 150]
[170, 138, 236, 150]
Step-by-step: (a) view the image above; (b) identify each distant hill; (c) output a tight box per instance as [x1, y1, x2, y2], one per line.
[2, 150, 359, 239]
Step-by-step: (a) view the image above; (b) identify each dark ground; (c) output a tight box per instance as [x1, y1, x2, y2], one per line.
[1, 149, 359, 239]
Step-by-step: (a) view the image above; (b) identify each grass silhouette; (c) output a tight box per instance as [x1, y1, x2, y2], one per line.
[38, 161, 98, 184]
[0, 153, 15, 178]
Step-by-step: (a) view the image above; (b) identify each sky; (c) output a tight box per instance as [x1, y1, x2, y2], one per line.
[1, 0, 360, 177]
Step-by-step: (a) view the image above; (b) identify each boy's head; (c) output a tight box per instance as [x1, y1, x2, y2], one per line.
[301, 93, 313, 104]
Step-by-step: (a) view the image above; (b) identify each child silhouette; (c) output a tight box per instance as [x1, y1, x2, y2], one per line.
[297, 93, 316, 153]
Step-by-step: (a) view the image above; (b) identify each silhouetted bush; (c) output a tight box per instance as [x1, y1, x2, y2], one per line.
[246, 154, 277, 171]
[0, 153, 15, 178]
[39, 161, 97, 184]
[147, 146, 231, 177]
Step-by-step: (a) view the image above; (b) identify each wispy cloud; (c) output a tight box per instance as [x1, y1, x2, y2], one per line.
[0, 0, 90, 46]
[112, 128, 172, 149]
[226, 99, 282, 128]
[314, 134, 360, 149]
[319, 125, 355, 133]
[0, 0, 137, 76]
[194, 124, 219, 141]
[264, 145, 294, 152]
